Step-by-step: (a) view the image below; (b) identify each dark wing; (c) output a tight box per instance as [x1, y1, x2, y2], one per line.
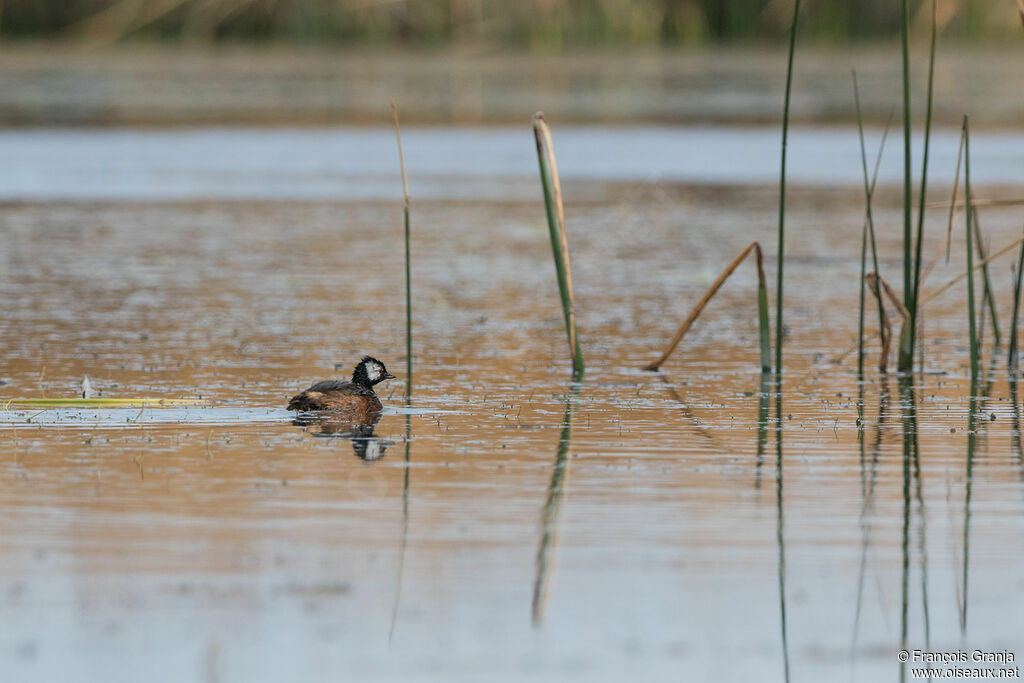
[306, 380, 358, 394]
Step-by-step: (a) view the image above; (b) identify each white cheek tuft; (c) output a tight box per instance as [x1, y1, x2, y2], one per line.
[366, 363, 381, 381]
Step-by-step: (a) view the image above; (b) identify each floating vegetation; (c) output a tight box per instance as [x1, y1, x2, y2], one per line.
[2, 397, 207, 408]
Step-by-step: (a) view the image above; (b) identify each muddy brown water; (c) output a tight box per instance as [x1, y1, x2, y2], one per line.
[1, 128, 1024, 682]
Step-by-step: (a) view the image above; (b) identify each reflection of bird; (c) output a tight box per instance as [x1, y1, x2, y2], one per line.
[351, 430, 390, 461]
[292, 420, 393, 461]
[287, 356, 396, 423]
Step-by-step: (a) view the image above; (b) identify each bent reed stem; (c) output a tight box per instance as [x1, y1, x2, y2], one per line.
[643, 241, 771, 373]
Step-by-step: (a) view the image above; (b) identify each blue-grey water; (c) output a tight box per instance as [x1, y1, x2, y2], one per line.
[1, 125, 1022, 201]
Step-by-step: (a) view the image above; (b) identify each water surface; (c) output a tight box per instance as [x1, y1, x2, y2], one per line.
[1, 131, 1023, 682]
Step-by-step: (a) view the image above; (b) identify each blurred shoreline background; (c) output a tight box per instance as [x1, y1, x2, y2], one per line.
[0, 1, 1021, 128]
[0, 44, 1020, 127]
[0, 1, 1020, 128]
[0, 0, 1017, 47]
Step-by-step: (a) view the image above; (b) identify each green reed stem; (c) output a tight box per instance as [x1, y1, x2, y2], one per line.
[403, 206, 411, 394]
[755, 248, 772, 373]
[392, 102, 413, 395]
[773, 20, 799, 671]
[964, 116, 978, 387]
[533, 113, 584, 381]
[982, 335, 1001, 401]
[858, 222, 868, 382]
[773, 9, 798, 670]
[1009, 233, 1024, 375]
[756, 370, 771, 481]
[854, 70, 867, 383]
[897, 0, 913, 373]
[907, 0, 937, 371]
[775, 0, 800, 391]
[1010, 368, 1023, 473]
[972, 210, 1001, 351]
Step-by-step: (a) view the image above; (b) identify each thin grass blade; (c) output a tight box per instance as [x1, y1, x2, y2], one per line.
[964, 116, 979, 387]
[897, 0, 913, 372]
[908, 0, 937, 367]
[392, 102, 413, 396]
[1009, 230, 1024, 375]
[775, 0, 800, 391]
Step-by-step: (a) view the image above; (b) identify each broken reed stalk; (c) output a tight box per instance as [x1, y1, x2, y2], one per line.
[920, 235, 1024, 307]
[933, 197, 1024, 210]
[865, 275, 893, 374]
[775, 0, 800, 389]
[533, 112, 584, 381]
[906, 0, 937, 370]
[866, 272, 909, 374]
[392, 101, 413, 396]
[643, 241, 770, 372]
[964, 116, 979, 387]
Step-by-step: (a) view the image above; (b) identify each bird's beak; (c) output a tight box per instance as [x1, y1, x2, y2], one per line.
[383, 372, 396, 380]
